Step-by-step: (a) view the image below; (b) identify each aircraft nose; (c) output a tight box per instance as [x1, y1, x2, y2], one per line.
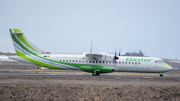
[163, 63, 172, 71]
[168, 65, 172, 70]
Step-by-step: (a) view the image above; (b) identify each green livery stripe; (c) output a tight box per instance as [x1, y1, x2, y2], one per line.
[9, 29, 38, 52]
[160, 63, 171, 67]
[15, 50, 22, 56]
[10, 29, 85, 67]
[60, 63, 114, 73]
[16, 34, 38, 52]
[14, 37, 113, 72]
[12, 35, 77, 70]
[15, 50, 67, 70]
[13, 29, 21, 33]
[11, 33, 64, 64]
[9, 29, 13, 34]
[10, 29, 114, 72]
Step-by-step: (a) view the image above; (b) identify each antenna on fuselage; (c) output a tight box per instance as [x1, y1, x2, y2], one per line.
[90, 37, 93, 53]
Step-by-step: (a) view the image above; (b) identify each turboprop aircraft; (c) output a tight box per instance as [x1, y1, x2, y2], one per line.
[9, 28, 172, 77]
[0, 55, 17, 62]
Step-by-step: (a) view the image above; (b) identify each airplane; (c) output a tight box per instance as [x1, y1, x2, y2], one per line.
[0, 55, 17, 62]
[8, 28, 172, 77]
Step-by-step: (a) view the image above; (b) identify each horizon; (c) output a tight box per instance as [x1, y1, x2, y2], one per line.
[0, 1, 180, 59]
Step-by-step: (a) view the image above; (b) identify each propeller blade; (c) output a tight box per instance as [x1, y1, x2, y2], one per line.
[118, 47, 121, 56]
[113, 47, 119, 68]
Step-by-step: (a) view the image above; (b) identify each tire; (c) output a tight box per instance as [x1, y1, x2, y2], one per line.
[96, 71, 100, 76]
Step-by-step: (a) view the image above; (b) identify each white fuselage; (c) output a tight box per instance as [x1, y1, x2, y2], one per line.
[9, 53, 171, 73]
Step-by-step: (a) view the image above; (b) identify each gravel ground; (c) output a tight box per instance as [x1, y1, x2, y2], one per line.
[0, 77, 180, 101]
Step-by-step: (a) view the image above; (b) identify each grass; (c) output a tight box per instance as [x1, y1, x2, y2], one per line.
[175, 92, 180, 96]
[128, 84, 134, 87]
[43, 76, 47, 79]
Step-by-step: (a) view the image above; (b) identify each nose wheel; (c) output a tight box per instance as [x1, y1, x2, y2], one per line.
[159, 73, 163, 77]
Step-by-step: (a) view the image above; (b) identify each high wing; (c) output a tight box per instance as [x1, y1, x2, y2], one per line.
[85, 53, 103, 60]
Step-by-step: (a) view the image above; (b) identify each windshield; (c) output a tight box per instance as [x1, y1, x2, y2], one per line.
[155, 60, 165, 63]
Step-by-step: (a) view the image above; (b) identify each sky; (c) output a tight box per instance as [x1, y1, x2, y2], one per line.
[0, 0, 180, 59]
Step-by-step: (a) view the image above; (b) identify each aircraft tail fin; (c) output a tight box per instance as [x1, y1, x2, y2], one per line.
[9, 28, 46, 56]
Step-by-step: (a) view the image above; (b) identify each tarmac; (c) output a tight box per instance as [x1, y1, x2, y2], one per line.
[0, 61, 180, 79]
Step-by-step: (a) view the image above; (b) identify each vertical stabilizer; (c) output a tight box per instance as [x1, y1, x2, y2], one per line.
[9, 28, 45, 56]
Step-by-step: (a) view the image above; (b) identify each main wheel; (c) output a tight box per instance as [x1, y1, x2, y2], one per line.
[96, 71, 100, 76]
[160, 74, 163, 77]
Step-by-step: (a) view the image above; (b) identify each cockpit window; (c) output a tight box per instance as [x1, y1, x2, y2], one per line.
[155, 60, 165, 63]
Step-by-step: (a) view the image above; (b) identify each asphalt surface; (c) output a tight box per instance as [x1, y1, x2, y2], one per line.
[0, 72, 179, 79]
[0, 61, 180, 79]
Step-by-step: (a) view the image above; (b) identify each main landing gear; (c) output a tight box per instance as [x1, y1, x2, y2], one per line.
[92, 71, 100, 76]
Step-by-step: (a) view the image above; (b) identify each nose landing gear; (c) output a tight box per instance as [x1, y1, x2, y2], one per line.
[159, 73, 163, 77]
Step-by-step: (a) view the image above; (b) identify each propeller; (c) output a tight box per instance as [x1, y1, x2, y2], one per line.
[113, 47, 119, 68]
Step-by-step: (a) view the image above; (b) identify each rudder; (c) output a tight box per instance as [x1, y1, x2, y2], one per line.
[9, 28, 45, 56]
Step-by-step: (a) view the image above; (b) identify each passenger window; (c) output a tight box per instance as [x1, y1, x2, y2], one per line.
[76, 60, 78, 62]
[119, 62, 121, 64]
[63, 60, 65, 62]
[99, 61, 101, 63]
[129, 62, 130, 64]
[72, 60, 74, 62]
[79, 60, 81, 63]
[66, 60, 68, 62]
[122, 62, 124, 64]
[69, 60, 71, 62]
[135, 62, 137, 64]
[139, 62, 140, 64]
[96, 61, 98, 63]
[93, 61, 95, 63]
[60, 60, 61, 62]
[125, 62, 127, 64]
[89, 61, 91, 63]
[132, 62, 133, 64]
